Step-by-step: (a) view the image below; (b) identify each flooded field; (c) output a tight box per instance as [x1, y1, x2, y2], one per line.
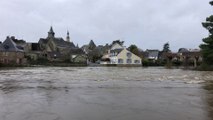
[0, 67, 213, 120]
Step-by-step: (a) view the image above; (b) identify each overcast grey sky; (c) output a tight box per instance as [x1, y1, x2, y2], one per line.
[0, 0, 211, 51]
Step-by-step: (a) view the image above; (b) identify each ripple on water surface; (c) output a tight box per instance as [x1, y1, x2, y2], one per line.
[0, 67, 213, 120]
[0, 67, 212, 91]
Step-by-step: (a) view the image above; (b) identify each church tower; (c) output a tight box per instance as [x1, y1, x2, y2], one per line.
[66, 31, 71, 42]
[48, 26, 55, 38]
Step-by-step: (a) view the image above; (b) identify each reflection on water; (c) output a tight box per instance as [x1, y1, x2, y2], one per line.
[0, 67, 213, 120]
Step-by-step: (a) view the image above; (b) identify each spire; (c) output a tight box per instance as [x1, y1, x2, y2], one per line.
[66, 30, 71, 42]
[50, 26, 53, 32]
[88, 40, 96, 50]
[48, 26, 55, 38]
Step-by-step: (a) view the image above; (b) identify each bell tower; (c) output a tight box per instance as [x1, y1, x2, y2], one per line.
[66, 31, 71, 42]
[48, 26, 55, 38]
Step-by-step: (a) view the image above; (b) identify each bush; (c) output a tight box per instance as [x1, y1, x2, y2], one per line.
[172, 60, 183, 66]
[142, 59, 149, 66]
[197, 63, 213, 71]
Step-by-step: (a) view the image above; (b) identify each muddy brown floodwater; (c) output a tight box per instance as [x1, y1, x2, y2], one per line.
[0, 67, 213, 120]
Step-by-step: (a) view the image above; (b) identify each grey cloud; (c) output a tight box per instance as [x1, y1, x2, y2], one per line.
[0, 0, 211, 51]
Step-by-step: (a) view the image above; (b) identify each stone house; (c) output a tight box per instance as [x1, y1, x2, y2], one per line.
[25, 43, 43, 61]
[178, 48, 202, 67]
[38, 26, 85, 62]
[70, 48, 87, 64]
[0, 36, 26, 65]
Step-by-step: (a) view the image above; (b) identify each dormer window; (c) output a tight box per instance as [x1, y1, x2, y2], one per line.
[4, 45, 9, 50]
[127, 52, 132, 58]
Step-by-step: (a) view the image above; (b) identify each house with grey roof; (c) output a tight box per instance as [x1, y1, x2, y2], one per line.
[145, 49, 160, 61]
[81, 40, 96, 54]
[177, 48, 202, 67]
[70, 48, 87, 64]
[0, 36, 26, 64]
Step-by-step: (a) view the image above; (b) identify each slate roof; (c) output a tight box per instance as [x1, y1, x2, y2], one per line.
[146, 50, 159, 58]
[88, 40, 96, 49]
[38, 38, 48, 44]
[70, 48, 85, 55]
[0, 37, 23, 52]
[52, 37, 75, 48]
[178, 48, 189, 53]
[0, 44, 3, 51]
[39, 37, 76, 50]
[110, 48, 123, 54]
[11, 37, 26, 45]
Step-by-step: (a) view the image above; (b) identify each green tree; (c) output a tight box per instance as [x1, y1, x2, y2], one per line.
[200, 1, 213, 66]
[161, 43, 172, 68]
[128, 44, 139, 56]
[162, 42, 171, 53]
[88, 48, 102, 63]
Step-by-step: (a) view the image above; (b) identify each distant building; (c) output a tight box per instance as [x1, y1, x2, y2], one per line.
[81, 40, 109, 63]
[178, 48, 202, 66]
[145, 49, 160, 61]
[81, 40, 96, 54]
[25, 43, 42, 61]
[0, 36, 26, 65]
[100, 42, 142, 66]
[70, 48, 87, 64]
[38, 26, 86, 62]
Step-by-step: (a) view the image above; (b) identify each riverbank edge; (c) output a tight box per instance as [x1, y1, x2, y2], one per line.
[1, 63, 213, 71]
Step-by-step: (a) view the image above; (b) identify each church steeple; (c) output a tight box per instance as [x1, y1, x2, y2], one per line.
[66, 31, 71, 42]
[48, 26, 55, 38]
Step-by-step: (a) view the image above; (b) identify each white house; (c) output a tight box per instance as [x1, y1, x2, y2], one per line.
[100, 43, 142, 66]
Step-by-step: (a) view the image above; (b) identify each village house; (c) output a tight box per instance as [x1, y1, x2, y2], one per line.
[0, 36, 26, 65]
[37, 26, 87, 63]
[81, 40, 96, 54]
[178, 48, 202, 67]
[25, 43, 43, 61]
[100, 42, 142, 66]
[70, 48, 87, 64]
[160, 48, 202, 67]
[145, 49, 160, 61]
[81, 40, 109, 63]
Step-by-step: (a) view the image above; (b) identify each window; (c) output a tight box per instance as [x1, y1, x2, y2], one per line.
[4, 45, 9, 50]
[118, 59, 123, 64]
[127, 52, 132, 58]
[111, 59, 116, 64]
[134, 60, 140, 64]
[127, 59, 132, 64]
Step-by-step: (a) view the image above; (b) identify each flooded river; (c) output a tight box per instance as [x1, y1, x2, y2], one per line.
[0, 67, 213, 120]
